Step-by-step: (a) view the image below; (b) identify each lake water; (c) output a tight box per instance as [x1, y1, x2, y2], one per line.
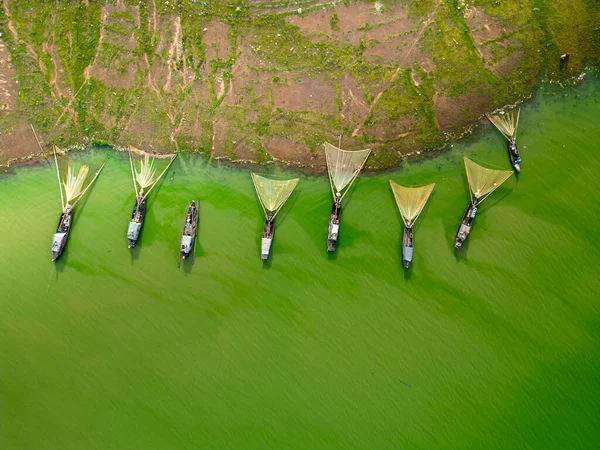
[1, 76, 599, 449]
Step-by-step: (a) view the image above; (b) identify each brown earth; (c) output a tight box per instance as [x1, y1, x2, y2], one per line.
[262, 136, 315, 164]
[433, 94, 491, 129]
[339, 74, 370, 128]
[0, 123, 42, 164]
[272, 77, 335, 114]
[0, 0, 595, 171]
[204, 21, 231, 62]
[0, 39, 17, 117]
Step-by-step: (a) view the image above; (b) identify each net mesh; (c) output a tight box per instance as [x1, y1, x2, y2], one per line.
[63, 165, 89, 205]
[487, 108, 520, 141]
[324, 142, 371, 194]
[390, 181, 435, 227]
[135, 154, 157, 191]
[251, 173, 299, 214]
[464, 156, 513, 200]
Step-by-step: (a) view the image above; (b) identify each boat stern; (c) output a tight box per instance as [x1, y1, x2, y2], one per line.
[327, 222, 339, 252]
[402, 246, 413, 269]
[127, 221, 142, 248]
[454, 224, 471, 250]
[50, 232, 67, 261]
[261, 237, 272, 260]
[180, 235, 194, 258]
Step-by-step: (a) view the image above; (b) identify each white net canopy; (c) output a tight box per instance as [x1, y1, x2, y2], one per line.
[464, 156, 513, 201]
[324, 142, 371, 196]
[251, 173, 300, 215]
[135, 154, 158, 192]
[63, 165, 90, 206]
[487, 108, 520, 141]
[390, 181, 435, 227]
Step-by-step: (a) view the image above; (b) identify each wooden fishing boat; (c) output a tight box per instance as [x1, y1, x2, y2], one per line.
[508, 138, 521, 173]
[390, 180, 435, 269]
[51, 208, 73, 261]
[127, 195, 146, 248]
[324, 142, 371, 253]
[250, 173, 299, 261]
[127, 150, 177, 249]
[454, 157, 513, 251]
[180, 200, 198, 261]
[454, 199, 478, 250]
[327, 197, 341, 252]
[487, 109, 522, 172]
[261, 213, 275, 260]
[49, 146, 108, 261]
[402, 226, 414, 268]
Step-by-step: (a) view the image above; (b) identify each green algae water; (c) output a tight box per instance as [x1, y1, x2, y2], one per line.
[2, 77, 600, 449]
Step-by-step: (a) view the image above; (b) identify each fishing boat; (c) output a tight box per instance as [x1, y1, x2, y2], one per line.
[127, 150, 177, 248]
[127, 195, 146, 248]
[327, 195, 341, 252]
[324, 142, 371, 252]
[51, 209, 72, 262]
[454, 156, 514, 250]
[50, 147, 108, 261]
[390, 181, 435, 268]
[251, 173, 299, 260]
[180, 200, 199, 262]
[487, 108, 522, 172]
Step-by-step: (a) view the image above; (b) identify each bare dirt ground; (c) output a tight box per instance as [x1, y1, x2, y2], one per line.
[433, 94, 492, 129]
[0, 39, 17, 117]
[272, 77, 335, 114]
[262, 136, 315, 164]
[0, 123, 43, 165]
[1, 0, 593, 170]
[339, 74, 370, 129]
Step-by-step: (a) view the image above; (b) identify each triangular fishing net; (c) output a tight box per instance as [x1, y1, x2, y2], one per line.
[390, 181, 435, 227]
[324, 142, 371, 194]
[464, 156, 513, 200]
[135, 154, 157, 191]
[487, 108, 520, 141]
[63, 165, 89, 205]
[251, 173, 299, 215]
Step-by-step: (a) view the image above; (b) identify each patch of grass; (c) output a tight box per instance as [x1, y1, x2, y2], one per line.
[91, 138, 113, 147]
[330, 13, 340, 31]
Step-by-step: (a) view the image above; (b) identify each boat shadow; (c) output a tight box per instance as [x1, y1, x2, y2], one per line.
[454, 238, 471, 261]
[182, 256, 195, 274]
[261, 255, 272, 270]
[53, 252, 67, 280]
[129, 239, 142, 264]
[182, 240, 205, 274]
[327, 249, 339, 261]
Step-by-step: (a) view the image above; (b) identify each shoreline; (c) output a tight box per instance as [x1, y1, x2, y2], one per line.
[0, 70, 591, 176]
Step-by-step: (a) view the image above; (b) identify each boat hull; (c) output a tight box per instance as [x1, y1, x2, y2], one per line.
[454, 200, 477, 250]
[51, 209, 73, 261]
[260, 216, 275, 260]
[327, 200, 341, 252]
[180, 201, 199, 260]
[402, 226, 414, 268]
[261, 237, 273, 260]
[127, 197, 146, 248]
[508, 140, 521, 173]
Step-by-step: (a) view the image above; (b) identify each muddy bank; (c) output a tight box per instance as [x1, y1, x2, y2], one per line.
[1, 0, 598, 171]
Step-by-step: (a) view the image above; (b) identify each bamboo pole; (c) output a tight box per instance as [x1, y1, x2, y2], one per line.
[140, 153, 177, 203]
[69, 158, 109, 210]
[339, 149, 370, 202]
[250, 173, 268, 217]
[272, 179, 299, 220]
[128, 150, 139, 198]
[52, 146, 66, 210]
